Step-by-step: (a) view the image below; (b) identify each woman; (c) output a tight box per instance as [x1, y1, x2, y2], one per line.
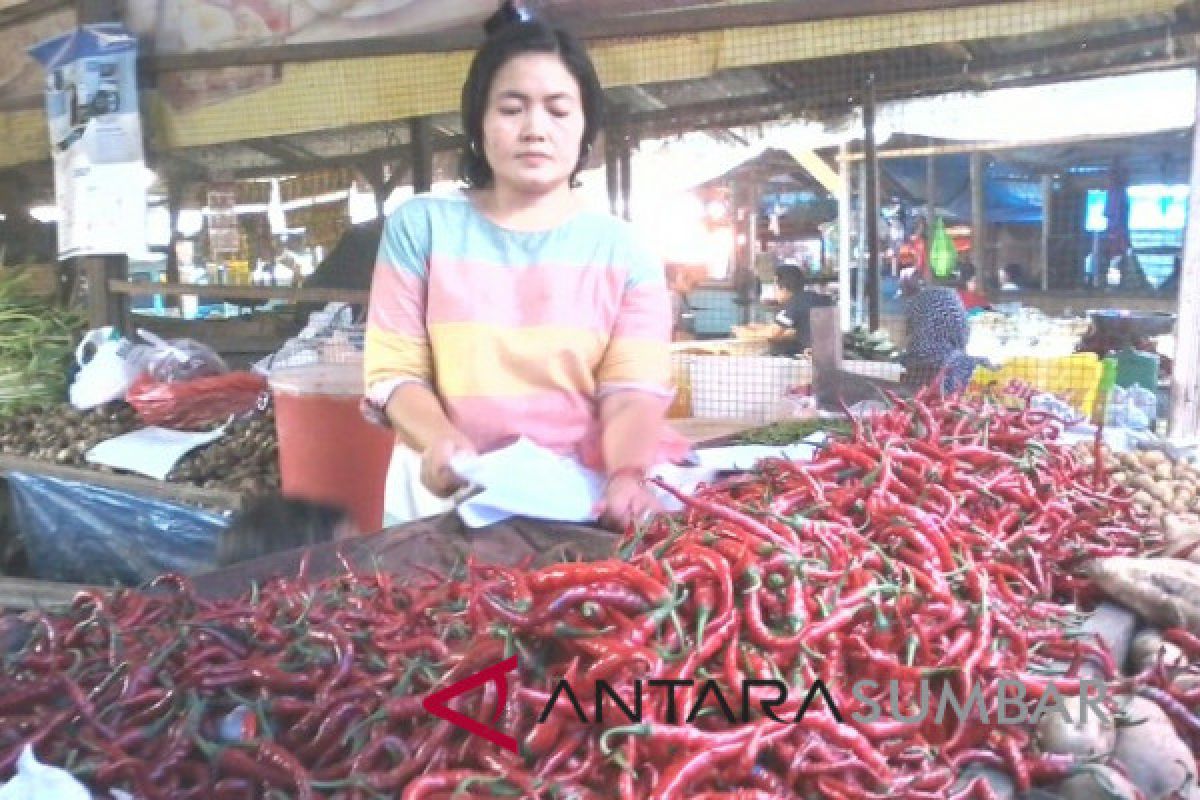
[363, 3, 684, 530]
[901, 286, 986, 395]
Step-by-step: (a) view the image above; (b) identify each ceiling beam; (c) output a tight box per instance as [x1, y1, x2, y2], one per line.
[141, 0, 1025, 72]
[245, 137, 319, 164]
[222, 134, 464, 180]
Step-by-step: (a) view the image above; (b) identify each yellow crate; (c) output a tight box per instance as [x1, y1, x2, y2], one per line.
[967, 353, 1104, 416]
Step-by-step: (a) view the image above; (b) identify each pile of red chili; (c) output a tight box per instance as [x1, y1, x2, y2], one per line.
[0, 385, 1160, 799]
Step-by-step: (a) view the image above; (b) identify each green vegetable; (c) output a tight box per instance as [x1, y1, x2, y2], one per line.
[0, 269, 84, 417]
[735, 418, 851, 446]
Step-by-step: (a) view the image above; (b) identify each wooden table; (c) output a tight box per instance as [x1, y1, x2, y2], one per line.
[670, 416, 764, 445]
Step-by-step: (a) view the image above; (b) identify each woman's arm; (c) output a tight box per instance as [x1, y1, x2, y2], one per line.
[384, 384, 475, 497]
[595, 390, 667, 528]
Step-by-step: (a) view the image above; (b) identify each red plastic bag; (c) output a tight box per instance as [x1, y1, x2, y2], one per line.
[126, 371, 268, 430]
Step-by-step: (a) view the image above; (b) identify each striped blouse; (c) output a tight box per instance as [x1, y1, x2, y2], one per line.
[364, 190, 677, 468]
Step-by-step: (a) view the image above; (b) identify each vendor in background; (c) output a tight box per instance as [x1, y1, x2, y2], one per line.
[363, 1, 687, 530]
[768, 263, 834, 356]
[900, 285, 987, 395]
[956, 264, 991, 312]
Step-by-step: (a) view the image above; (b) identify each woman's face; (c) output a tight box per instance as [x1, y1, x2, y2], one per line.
[482, 53, 586, 195]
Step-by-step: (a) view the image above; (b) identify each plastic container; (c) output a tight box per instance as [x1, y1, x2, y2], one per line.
[685, 355, 812, 422]
[1114, 348, 1159, 391]
[269, 363, 394, 533]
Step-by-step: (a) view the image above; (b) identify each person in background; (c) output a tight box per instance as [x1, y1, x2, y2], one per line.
[998, 264, 1023, 291]
[909, 215, 931, 282]
[768, 262, 833, 356]
[956, 264, 990, 311]
[900, 286, 987, 395]
[363, 1, 687, 530]
[217, 495, 357, 567]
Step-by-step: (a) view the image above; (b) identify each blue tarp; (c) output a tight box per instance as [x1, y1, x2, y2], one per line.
[8, 472, 226, 586]
[883, 155, 1044, 225]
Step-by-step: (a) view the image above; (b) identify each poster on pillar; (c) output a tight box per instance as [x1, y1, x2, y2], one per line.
[28, 24, 149, 260]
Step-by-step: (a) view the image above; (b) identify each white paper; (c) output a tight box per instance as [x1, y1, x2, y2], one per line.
[85, 425, 226, 481]
[448, 434, 824, 529]
[450, 438, 606, 529]
[0, 745, 91, 800]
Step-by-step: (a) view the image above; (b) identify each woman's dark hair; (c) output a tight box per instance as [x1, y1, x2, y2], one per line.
[460, 1, 604, 189]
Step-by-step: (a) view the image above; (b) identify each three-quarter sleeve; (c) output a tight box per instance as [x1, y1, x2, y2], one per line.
[595, 233, 673, 400]
[363, 200, 436, 410]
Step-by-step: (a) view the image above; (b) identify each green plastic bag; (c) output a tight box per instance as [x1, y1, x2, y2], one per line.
[929, 216, 958, 279]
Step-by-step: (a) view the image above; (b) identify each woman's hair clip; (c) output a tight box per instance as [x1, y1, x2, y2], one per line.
[484, 1, 533, 36]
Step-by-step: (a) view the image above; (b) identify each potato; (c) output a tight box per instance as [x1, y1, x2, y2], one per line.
[1131, 474, 1159, 495]
[1111, 471, 1129, 485]
[1140, 450, 1168, 469]
[1058, 765, 1140, 800]
[1132, 490, 1156, 509]
[1156, 462, 1176, 481]
[1114, 695, 1199, 799]
[1036, 694, 1116, 757]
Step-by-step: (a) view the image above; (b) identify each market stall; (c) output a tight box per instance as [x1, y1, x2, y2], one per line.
[3, 383, 1200, 798]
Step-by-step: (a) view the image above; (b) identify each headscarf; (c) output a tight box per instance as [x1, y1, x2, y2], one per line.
[902, 287, 984, 394]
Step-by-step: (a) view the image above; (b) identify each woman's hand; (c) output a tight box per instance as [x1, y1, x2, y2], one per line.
[595, 471, 663, 531]
[420, 436, 476, 497]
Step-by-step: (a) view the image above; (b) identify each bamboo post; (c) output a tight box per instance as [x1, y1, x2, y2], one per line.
[1168, 70, 1200, 443]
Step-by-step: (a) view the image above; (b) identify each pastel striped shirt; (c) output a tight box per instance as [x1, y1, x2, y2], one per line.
[364, 190, 674, 466]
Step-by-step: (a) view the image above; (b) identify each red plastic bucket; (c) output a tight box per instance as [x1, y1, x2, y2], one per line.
[269, 363, 394, 533]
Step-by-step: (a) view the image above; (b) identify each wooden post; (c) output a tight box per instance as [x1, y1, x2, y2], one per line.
[410, 117, 433, 194]
[619, 138, 633, 222]
[604, 130, 619, 217]
[1168, 71, 1200, 443]
[1040, 173, 1053, 291]
[925, 154, 936, 232]
[811, 306, 843, 382]
[837, 143, 853, 332]
[862, 75, 881, 332]
[75, 0, 128, 331]
[970, 152, 987, 288]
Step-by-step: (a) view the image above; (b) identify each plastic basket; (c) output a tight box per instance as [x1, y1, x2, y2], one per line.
[685, 355, 812, 422]
[967, 353, 1104, 417]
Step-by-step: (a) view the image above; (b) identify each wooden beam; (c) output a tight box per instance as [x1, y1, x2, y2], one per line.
[840, 130, 1176, 163]
[225, 135, 462, 181]
[970, 152, 988, 288]
[1169, 68, 1200, 443]
[0, 577, 105, 611]
[245, 137, 318, 164]
[0, 0, 71, 29]
[0, 453, 246, 510]
[108, 280, 370, 304]
[141, 0, 1020, 72]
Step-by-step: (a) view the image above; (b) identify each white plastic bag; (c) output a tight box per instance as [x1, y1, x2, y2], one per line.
[67, 327, 141, 410]
[0, 744, 90, 800]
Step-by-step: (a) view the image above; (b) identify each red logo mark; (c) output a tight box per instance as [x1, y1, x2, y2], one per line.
[422, 655, 519, 753]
